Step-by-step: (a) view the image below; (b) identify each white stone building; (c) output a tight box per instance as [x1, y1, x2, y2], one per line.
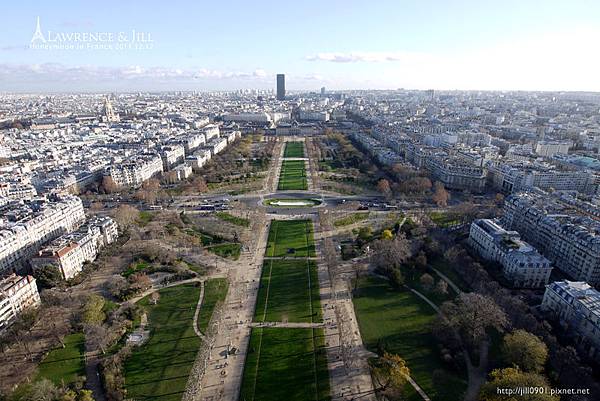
[0, 195, 85, 274]
[0, 274, 41, 332]
[469, 219, 552, 288]
[542, 281, 600, 361]
[186, 149, 212, 172]
[502, 191, 600, 285]
[106, 153, 163, 188]
[158, 144, 185, 170]
[203, 137, 228, 156]
[31, 216, 117, 281]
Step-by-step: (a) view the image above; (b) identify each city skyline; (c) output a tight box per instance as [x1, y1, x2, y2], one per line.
[1, 0, 600, 92]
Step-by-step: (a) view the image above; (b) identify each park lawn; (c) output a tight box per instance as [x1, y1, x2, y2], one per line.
[254, 259, 322, 323]
[35, 333, 85, 386]
[240, 328, 330, 401]
[278, 160, 307, 190]
[353, 277, 466, 401]
[215, 211, 250, 227]
[197, 278, 229, 334]
[265, 219, 315, 257]
[184, 227, 223, 246]
[122, 260, 150, 277]
[333, 212, 370, 227]
[207, 242, 241, 260]
[124, 283, 202, 401]
[284, 142, 305, 158]
[428, 211, 461, 228]
[429, 257, 470, 293]
[137, 211, 155, 226]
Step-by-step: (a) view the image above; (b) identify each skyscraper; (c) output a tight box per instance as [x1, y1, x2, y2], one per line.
[276, 74, 285, 100]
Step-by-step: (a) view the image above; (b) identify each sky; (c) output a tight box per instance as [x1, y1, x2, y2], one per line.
[1, 0, 600, 92]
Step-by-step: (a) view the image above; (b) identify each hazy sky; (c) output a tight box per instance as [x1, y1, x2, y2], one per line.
[1, 0, 599, 92]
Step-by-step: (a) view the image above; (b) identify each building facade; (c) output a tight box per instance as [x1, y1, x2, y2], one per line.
[541, 281, 600, 361]
[106, 153, 164, 188]
[502, 192, 600, 285]
[0, 195, 85, 274]
[0, 274, 41, 332]
[469, 219, 552, 288]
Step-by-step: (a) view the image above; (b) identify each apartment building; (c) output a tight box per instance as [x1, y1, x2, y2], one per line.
[224, 130, 241, 144]
[0, 195, 85, 274]
[469, 219, 552, 288]
[158, 144, 185, 170]
[0, 274, 40, 332]
[186, 149, 212, 172]
[489, 162, 597, 195]
[502, 191, 600, 284]
[168, 164, 193, 182]
[427, 156, 487, 192]
[106, 153, 163, 188]
[31, 216, 117, 280]
[203, 137, 228, 156]
[535, 141, 571, 158]
[202, 124, 220, 142]
[541, 281, 600, 361]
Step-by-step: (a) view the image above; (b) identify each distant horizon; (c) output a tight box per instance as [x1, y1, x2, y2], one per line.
[2, 87, 600, 96]
[1, 1, 599, 92]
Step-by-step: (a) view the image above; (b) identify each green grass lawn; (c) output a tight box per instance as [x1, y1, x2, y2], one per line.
[284, 142, 305, 158]
[137, 211, 155, 226]
[197, 278, 229, 334]
[265, 219, 315, 257]
[428, 211, 461, 228]
[184, 227, 223, 246]
[278, 160, 307, 190]
[333, 212, 370, 227]
[429, 257, 470, 293]
[215, 211, 250, 227]
[184, 226, 242, 260]
[254, 259, 322, 323]
[35, 333, 85, 386]
[353, 277, 466, 401]
[122, 260, 150, 277]
[240, 328, 330, 401]
[124, 283, 202, 401]
[207, 242, 242, 260]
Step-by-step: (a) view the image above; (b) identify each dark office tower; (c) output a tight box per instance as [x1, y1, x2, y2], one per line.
[276, 74, 285, 100]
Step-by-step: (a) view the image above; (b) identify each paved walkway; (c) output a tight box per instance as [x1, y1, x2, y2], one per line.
[429, 266, 462, 294]
[84, 350, 105, 401]
[197, 213, 271, 400]
[128, 277, 202, 304]
[317, 213, 377, 401]
[192, 280, 207, 339]
[406, 286, 442, 314]
[249, 321, 325, 329]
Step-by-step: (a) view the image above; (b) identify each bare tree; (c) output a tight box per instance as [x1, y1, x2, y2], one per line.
[435, 280, 449, 295]
[377, 178, 392, 199]
[371, 233, 411, 271]
[435, 293, 508, 401]
[112, 204, 140, 229]
[84, 323, 111, 354]
[150, 291, 160, 305]
[101, 176, 119, 194]
[420, 273, 435, 290]
[432, 181, 450, 207]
